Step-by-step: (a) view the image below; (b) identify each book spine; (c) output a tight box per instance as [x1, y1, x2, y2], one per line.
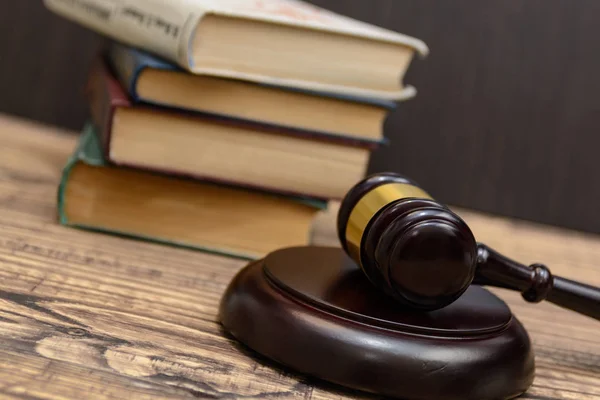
[56, 146, 78, 226]
[57, 123, 98, 225]
[85, 60, 129, 159]
[44, 0, 202, 70]
[107, 44, 142, 101]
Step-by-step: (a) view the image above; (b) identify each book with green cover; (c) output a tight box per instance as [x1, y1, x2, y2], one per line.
[58, 123, 326, 260]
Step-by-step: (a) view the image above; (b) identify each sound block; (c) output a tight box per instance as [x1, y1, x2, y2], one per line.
[219, 247, 534, 400]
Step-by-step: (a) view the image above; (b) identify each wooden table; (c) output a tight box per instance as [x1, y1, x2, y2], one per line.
[0, 114, 598, 399]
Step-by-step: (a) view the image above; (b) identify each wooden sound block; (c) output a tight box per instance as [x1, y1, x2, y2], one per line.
[220, 247, 535, 400]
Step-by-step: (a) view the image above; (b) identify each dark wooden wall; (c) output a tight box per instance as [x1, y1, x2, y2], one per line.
[1, 1, 599, 233]
[0, 2, 102, 129]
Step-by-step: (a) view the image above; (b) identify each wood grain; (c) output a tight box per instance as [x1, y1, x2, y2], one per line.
[0, 114, 598, 399]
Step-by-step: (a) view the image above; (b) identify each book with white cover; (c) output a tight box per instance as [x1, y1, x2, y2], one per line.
[44, 0, 429, 99]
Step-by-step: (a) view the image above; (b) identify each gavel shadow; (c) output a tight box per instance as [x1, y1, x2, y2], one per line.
[313, 263, 508, 333]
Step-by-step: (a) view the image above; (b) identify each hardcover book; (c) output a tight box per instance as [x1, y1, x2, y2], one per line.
[88, 60, 371, 200]
[108, 42, 397, 142]
[58, 123, 326, 260]
[44, 0, 428, 99]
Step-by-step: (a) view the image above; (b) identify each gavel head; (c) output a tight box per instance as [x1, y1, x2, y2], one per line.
[337, 172, 479, 310]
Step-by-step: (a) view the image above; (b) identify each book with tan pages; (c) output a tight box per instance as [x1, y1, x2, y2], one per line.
[88, 60, 372, 200]
[58, 123, 326, 260]
[107, 42, 397, 143]
[44, 0, 428, 99]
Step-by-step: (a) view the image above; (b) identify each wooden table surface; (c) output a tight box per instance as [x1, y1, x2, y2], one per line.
[0, 114, 598, 399]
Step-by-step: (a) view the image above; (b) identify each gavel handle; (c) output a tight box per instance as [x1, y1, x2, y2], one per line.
[475, 244, 600, 321]
[547, 277, 600, 320]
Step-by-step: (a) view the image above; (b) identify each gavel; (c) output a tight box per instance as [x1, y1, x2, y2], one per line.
[337, 172, 600, 320]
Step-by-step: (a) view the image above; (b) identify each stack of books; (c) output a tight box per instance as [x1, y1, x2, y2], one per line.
[47, 0, 428, 260]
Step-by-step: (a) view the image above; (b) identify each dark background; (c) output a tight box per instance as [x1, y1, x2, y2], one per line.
[0, 1, 598, 232]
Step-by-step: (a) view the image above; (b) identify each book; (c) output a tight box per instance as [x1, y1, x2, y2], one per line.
[58, 123, 326, 260]
[44, 0, 428, 99]
[88, 60, 371, 200]
[108, 43, 397, 142]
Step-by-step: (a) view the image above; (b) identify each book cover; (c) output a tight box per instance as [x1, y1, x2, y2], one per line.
[86, 59, 131, 160]
[45, 0, 428, 67]
[44, 0, 428, 98]
[57, 123, 327, 260]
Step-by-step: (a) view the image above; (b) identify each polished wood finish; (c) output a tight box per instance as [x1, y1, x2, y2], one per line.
[220, 247, 534, 400]
[476, 245, 600, 321]
[339, 173, 476, 310]
[0, 114, 599, 399]
[338, 173, 600, 317]
[337, 173, 415, 253]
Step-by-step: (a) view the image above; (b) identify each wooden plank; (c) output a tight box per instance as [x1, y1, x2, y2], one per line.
[0, 114, 598, 399]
